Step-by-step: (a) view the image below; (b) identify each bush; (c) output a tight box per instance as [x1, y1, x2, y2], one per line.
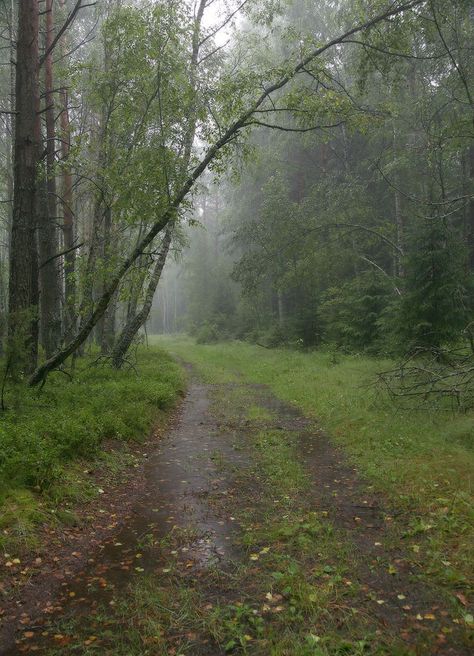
[319, 273, 392, 353]
[0, 347, 184, 494]
[195, 321, 221, 344]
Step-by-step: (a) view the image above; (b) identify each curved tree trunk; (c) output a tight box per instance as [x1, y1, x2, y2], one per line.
[111, 229, 171, 368]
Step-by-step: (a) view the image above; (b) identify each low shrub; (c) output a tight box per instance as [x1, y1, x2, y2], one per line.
[0, 347, 184, 495]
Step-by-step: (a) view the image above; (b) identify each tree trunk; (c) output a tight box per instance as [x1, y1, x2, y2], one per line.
[78, 196, 103, 334]
[392, 125, 405, 277]
[38, 0, 62, 358]
[101, 289, 118, 354]
[8, 0, 40, 373]
[111, 230, 172, 368]
[1, 5, 15, 356]
[277, 290, 285, 327]
[60, 92, 76, 336]
[468, 144, 474, 269]
[58, 0, 76, 339]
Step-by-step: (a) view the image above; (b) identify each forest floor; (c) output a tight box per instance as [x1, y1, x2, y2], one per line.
[1, 339, 473, 655]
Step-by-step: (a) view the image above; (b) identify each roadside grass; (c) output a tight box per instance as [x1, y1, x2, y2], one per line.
[0, 347, 185, 553]
[155, 336, 474, 598]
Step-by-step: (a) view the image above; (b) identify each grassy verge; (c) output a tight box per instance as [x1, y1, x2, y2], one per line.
[156, 336, 474, 597]
[0, 347, 185, 553]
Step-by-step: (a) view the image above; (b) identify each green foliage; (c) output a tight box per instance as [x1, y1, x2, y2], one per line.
[0, 348, 184, 495]
[390, 219, 472, 352]
[195, 321, 221, 344]
[320, 273, 392, 353]
[156, 0, 474, 360]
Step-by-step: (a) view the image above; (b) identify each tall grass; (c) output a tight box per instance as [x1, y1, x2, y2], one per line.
[0, 347, 184, 544]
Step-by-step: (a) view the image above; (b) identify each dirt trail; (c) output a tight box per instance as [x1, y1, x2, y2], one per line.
[2, 381, 245, 654]
[2, 373, 471, 655]
[250, 388, 469, 651]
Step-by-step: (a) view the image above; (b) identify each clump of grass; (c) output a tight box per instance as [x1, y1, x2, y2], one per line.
[0, 347, 185, 550]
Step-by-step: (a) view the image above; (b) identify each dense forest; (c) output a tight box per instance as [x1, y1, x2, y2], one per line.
[1, 0, 473, 379]
[152, 2, 474, 359]
[0, 1, 473, 654]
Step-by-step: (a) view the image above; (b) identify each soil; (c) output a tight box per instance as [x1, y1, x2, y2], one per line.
[0, 371, 471, 655]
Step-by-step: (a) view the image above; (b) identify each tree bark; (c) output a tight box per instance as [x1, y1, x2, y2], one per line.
[111, 229, 172, 368]
[101, 289, 118, 354]
[38, 0, 62, 358]
[59, 0, 76, 338]
[8, 0, 40, 373]
[59, 86, 76, 332]
[468, 144, 474, 269]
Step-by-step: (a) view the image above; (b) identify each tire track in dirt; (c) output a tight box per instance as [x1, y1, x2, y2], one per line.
[248, 387, 472, 655]
[2, 374, 471, 654]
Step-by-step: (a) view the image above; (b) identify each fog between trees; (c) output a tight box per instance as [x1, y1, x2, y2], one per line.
[0, 0, 473, 386]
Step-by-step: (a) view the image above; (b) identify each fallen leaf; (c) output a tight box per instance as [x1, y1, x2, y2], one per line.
[455, 593, 468, 607]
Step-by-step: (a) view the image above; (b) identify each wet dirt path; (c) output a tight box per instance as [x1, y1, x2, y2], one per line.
[3, 374, 471, 655]
[2, 381, 246, 655]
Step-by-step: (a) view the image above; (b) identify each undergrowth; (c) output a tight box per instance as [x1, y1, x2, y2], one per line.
[0, 347, 184, 550]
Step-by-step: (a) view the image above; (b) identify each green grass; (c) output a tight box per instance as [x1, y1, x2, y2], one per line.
[0, 347, 185, 552]
[155, 336, 474, 594]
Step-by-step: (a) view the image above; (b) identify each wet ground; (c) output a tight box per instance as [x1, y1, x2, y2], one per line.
[1, 373, 472, 655]
[1, 381, 244, 654]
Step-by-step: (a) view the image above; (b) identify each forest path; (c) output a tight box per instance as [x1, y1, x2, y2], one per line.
[4, 368, 471, 655]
